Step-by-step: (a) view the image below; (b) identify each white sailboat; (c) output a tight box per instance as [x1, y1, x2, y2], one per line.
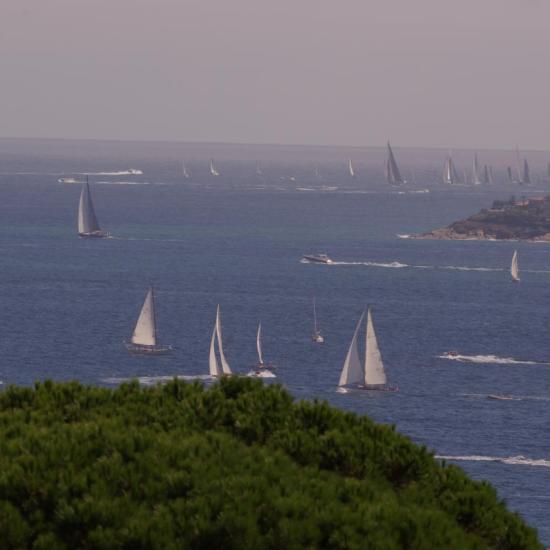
[78, 177, 109, 238]
[472, 154, 482, 185]
[348, 158, 356, 178]
[210, 159, 220, 177]
[511, 250, 520, 282]
[312, 298, 325, 343]
[256, 161, 263, 176]
[209, 305, 232, 376]
[247, 322, 276, 377]
[182, 161, 190, 179]
[386, 141, 404, 185]
[442, 154, 462, 185]
[337, 309, 397, 393]
[126, 286, 172, 354]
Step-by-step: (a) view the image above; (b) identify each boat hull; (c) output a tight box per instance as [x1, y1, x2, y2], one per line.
[302, 256, 333, 264]
[79, 231, 109, 239]
[125, 343, 173, 355]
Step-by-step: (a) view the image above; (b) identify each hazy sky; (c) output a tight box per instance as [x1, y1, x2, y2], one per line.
[1, 0, 549, 149]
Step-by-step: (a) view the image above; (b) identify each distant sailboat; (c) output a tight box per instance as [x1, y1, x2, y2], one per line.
[210, 159, 220, 177]
[348, 158, 356, 178]
[488, 165, 494, 184]
[126, 286, 172, 354]
[507, 166, 514, 183]
[511, 250, 520, 282]
[182, 161, 190, 179]
[256, 161, 263, 176]
[312, 298, 325, 343]
[482, 165, 490, 184]
[385, 141, 403, 185]
[443, 155, 461, 184]
[337, 309, 397, 393]
[248, 322, 276, 376]
[522, 159, 531, 185]
[314, 163, 322, 180]
[78, 177, 109, 238]
[472, 154, 482, 185]
[209, 305, 232, 376]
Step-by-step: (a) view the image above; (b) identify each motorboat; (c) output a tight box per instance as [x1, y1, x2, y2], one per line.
[302, 253, 333, 264]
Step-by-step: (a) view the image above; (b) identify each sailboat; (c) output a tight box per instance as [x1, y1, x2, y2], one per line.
[472, 154, 482, 185]
[507, 166, 514, 183]
[385, 141, 403, 185]
[256, 161, 263, 176]
[510, 250, 520, 283]
[209, 305, 232, 376]
[248, 322, 276, 377]
[312, 298, 325, 343]
[442, 155, 461, 184]
[78, 177, 109, 238]
[337, 309, 397, 393]
[210, 159, 220, 177]
[348, 158, 356, 178]
[482, 165, 490, 184]
[182, 161, 190, 179]
[125, 286, 172, 354]
[522, 159, 531, 185]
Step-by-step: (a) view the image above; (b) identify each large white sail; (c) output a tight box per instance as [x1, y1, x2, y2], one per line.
[511, 250, 520, 282]
[348, 158, 355, 178]
[215, 305, 231, 374]
[256, 322, 264, 365]
[210, 159, 220, 176]
[386, 141, 403, 184]
[209, 324, 220, 376]
[443, 155, 460, 184]
[338, 312, 365, 387]
[131, 287, 157, 346]
[78, 180, 101, 234]
[472, 154, 482, 185]
[364, 309, 387, 386]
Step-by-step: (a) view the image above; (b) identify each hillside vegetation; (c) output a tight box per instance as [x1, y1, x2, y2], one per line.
[0, 378, 541, 549]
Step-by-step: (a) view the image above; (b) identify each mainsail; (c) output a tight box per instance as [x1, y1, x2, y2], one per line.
[364, 309, 387, 386]
[511, 250, 520, 282]
[522, 159, 531, 185]
[256, 322, 264, 365]
[385, 141, 403, 184]
[507, 166, 514, 183]
[210, 305, 232, 375]
[472, 154, 482, 185]
[210, 159, 220, 176]
[482, 165, 490, 184]
[348, 158, 355, 178]
[338, 312, 365, 387]
[78, 179, 102, 235]
[131, 287, 157, 347]
[443, 155, 460, 184]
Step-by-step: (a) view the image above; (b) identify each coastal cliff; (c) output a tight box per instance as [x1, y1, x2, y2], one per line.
[419, 196, 550, 241]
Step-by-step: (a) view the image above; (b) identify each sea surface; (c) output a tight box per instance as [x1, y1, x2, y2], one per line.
[1, 138, 550, 542]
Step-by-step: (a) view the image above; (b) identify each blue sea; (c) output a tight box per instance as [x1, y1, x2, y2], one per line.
[1, 138, 550, 542]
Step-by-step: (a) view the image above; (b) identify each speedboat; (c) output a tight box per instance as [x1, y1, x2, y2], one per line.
[302, 253, 333, 264]
[442, 350, 459, 358]
[58, 177, 79, 184]
[127, 168, 143, 175]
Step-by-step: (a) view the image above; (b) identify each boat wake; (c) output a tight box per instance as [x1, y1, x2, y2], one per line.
[102, 375, 210, 385]
[86, 170, 143, 176]
[440, 265, 501, 272]
[95, 181, 170, 186]
[301, 259, 409, 268]
[435, 454, 550, 468]
[438, 354, 542, 365]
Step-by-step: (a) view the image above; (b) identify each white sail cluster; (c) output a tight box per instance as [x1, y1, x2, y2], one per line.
[209, 305, 232, 376]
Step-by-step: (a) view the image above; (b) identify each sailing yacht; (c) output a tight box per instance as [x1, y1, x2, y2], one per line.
[348, 158, 356, 178]
[210, 159, 220, 177]
[482, 165, 490, 184]
[248, 322, 276, 377]
[472, 154, 482, 185]
[256, 161, 263, 176]
[78, 177, 109, 238]
[522, 159, 531, 185]
[385, 141, 403, 185]
[209, 305, 232, 376]
[442, 155, 461, 185]
[182, 161, 190, 179]
[337, 309, 397, 393]
[312, 298, 325, 343]
[511, 250, 520, 283]
[125, 286, 172, 354]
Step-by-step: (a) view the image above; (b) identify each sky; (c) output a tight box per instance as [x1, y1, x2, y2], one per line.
[1, 0, 549, 149]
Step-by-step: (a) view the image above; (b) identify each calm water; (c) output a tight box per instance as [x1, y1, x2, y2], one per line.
[1, 138, 550, 542]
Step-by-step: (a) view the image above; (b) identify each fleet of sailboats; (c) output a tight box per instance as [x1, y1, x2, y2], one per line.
[126, 286, 172, 354]
[385, 141, 403, 185]
[337, 309, 397, 393]
[511, 250, 520, 283]
[78, 178, 109, 238]
[209, 305, 232, 376]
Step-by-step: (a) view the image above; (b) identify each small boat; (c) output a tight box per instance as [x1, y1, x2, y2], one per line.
[58, 177, 80, 184]
[386, 141, 404, 185]
[312, 298, 325, 343]
[487, 394, 518, 401]
[248, 322, 276, 376]
[127, 168, 143, 175]
[78, 177, 109, 238]
[182, 161, 190, 179]
[511, 250, 520, 282]
[209, 305, 232, 376]
[442, 350, 459, 358]
[348, 158, 355, 178]
[125, 286, 172, 354]
[302, 253, 333, 264]
[337, 308, 398, 393]
[210, 159, 220, 177]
